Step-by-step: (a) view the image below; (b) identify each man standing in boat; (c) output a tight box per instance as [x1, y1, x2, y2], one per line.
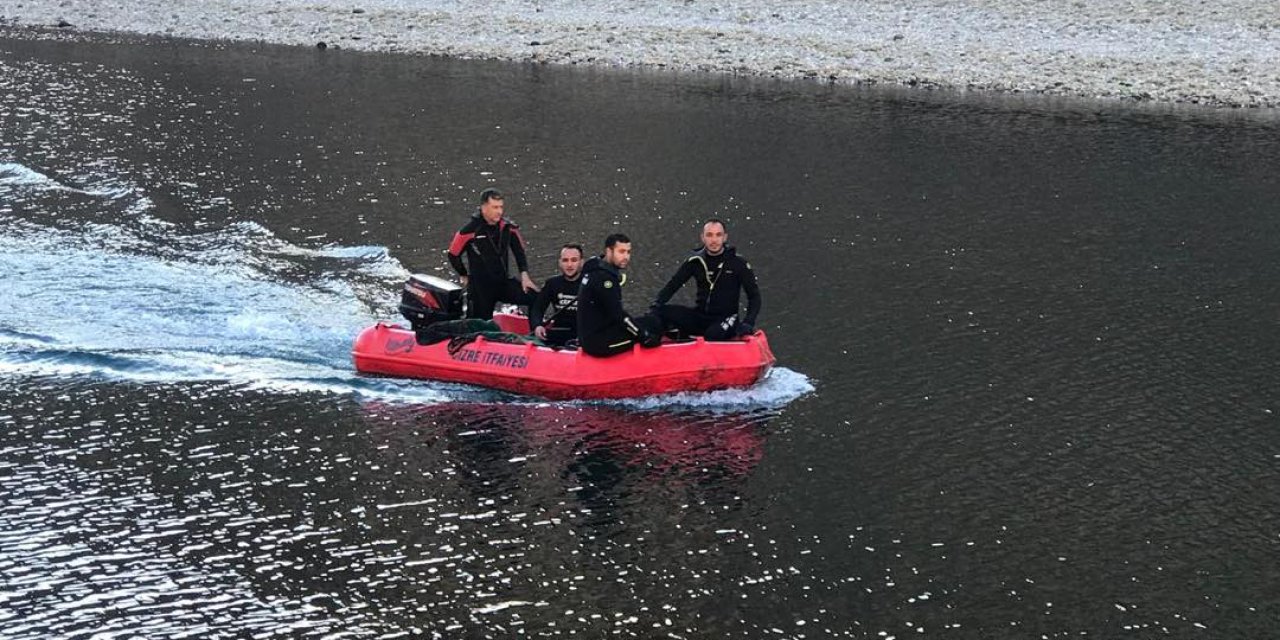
[447, 187, 540, 319]
[528, 243, 584, 347]
[651, 218, 761, 340]
[577, 233, 662, 357]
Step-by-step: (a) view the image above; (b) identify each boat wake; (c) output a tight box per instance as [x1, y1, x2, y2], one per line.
[0, 160, 813, 410]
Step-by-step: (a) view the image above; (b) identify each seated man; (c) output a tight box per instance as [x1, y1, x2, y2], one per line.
[576, 233, 662, 357]
[447, 187, 539, 319]
[651, 218, 761, 340]
[528, 243, 584, 347]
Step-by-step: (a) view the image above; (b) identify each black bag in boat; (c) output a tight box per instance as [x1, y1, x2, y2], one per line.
[412, 318, 538, 347]
[398, 274, 464, 331]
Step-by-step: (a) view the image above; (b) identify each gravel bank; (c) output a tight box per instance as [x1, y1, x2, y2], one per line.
[4, 0, 1278, 108]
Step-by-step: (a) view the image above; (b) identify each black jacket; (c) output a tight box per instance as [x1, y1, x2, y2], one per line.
[529, 273, 581, 332]
[447, 212, 530, 282]
[652, 246, 761, 324]
[577, 256, 643, 351]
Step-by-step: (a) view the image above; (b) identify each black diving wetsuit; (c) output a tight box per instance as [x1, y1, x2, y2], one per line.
[528, 273, 580, 346]
[447, 211, 535, 319]
[576, 256, 658, 357]
[652, 245, 761, 340]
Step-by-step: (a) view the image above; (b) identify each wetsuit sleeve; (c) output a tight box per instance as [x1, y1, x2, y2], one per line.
[447, 219, 477, 276]
[652, 258, 697, 307]
[603, 275, 640, 337]
[741, 259, 761, 325]
[508, 224, 530, 273]
[529, 279, 553, 331]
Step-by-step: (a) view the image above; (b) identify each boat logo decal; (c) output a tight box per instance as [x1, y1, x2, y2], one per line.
[385, 336, 415, 354]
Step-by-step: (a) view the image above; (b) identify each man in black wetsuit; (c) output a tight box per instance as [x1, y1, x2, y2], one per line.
[576, 233, 662, 357]
[528, 243, 584, 347]
[651, 218, 761, 340]
[447, 188, 540, 319]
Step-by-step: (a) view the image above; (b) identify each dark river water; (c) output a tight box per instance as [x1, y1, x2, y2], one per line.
[2, 31, 1279, 638]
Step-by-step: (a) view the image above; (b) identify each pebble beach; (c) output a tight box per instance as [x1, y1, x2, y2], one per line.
[3, 0, 1279, 108]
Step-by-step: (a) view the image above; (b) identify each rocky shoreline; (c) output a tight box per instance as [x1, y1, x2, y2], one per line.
[3, 0, 1278, 108]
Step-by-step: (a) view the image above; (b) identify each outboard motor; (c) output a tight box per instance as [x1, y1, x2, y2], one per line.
[399, 274, 464, 330]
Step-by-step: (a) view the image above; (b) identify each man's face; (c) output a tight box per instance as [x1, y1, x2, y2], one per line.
[480, 197, 505, 224]
[701, 222, 727, 254]
[559, 247, 583, 278]
[604, 242, 632, 270]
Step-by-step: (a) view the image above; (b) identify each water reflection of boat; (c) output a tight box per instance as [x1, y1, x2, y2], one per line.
[363, 402, 771, 484]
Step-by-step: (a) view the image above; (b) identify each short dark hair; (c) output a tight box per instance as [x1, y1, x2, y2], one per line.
[560, 243, 584, 257]
[604, 233, 631, 249]
[704, 217, 727, 233]
[480, 188, 504, 204]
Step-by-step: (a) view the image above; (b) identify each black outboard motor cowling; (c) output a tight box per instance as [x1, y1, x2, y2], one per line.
[399, 274, 464, 330]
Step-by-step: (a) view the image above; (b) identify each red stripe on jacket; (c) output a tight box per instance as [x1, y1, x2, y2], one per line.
[448, 231, 475, 256]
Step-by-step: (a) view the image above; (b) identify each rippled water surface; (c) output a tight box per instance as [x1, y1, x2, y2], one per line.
[2, 32, 1278, 638]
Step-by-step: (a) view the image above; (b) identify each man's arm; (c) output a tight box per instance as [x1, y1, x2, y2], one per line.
[447, 220, 477, 278]
[507, 224, 539, 292]
[598, 275, 640, 339]
[741, 259, 762, 328]
[652, 258, 696, 308]
[528, 279, 553, 331]
[508, 224, 530, 274]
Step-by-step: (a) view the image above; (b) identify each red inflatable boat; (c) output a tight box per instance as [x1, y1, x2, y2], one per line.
[352, 313, 776, 400]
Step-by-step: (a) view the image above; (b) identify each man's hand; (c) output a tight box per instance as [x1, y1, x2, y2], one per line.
[520, 272, 540, 293]
[459, 275, 469, 288]
[637, 322, 662, 348]
[534, 326, 547, 340]
[735, 322, 755, 337]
